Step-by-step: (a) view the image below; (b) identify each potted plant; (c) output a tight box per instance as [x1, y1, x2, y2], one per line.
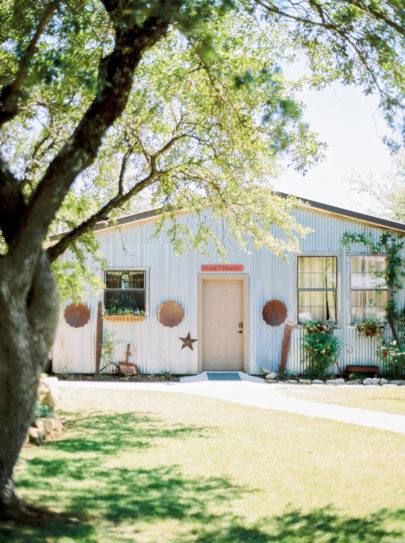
[356, 319, 385, 338]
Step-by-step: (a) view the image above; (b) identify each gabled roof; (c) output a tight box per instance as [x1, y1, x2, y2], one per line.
[91, 193, 405, 235]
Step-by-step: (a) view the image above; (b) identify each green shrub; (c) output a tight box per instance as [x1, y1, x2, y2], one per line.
[32, 401, 54, 423]
[379, 339, 405, 379]
[301, 321, 340, 379]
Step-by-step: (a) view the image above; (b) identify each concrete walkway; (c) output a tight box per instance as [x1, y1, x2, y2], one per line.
[59, 379, 405, 435]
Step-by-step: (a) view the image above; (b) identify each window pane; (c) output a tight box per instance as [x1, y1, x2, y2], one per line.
[106, 270, 144, 289]
[298, 257, 312, 274]
[351, 256, 363, 273]
[351, 256, 387, 290]
[298, 290, 336, 324]
[298, 256, 337, 289]
[105, 290, 145, 312]
[325, 291, 336, 322]
[298, 273, 311, 288]
[351, 289, 388, 322]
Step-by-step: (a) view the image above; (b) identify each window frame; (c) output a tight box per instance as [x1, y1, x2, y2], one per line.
[348, 253, 388, 324]
[295, 254, 340, 326]
[104, 267, 149, 315]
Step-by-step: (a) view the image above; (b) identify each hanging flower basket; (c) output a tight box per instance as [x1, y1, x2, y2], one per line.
[102, 314, 146, 322]
[356, 320, 384, 338]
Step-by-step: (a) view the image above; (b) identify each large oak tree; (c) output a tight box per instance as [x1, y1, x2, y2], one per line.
[0, 0, 403, 518]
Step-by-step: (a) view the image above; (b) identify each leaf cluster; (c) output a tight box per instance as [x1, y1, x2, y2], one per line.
[301, 320, 340, 378]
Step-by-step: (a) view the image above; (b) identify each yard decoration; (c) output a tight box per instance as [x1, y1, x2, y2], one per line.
[179, 333, 198, 350]
[158, 301, 184, 327]
[278, 321, 293, 374]
[262, 300, 287, 326]
[64, 303, 90, 328]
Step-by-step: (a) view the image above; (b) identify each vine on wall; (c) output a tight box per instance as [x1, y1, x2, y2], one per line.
[341, 231, 405, 377]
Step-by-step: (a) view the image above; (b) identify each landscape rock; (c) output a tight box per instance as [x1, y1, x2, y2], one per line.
[299, 379, 311, 385]
[326, 378, 345, 385]
[265, 371, 278, 381]
[261, 367, 272, 375]
[28, 427, 45, 445]
[312, 379, 324, 384]
[30, 414, 63, 445]
[38, 377, 61, 409]
[390, 380, 405, 385]
[363, 377, 380, 385]
[286, 380, 298, 385]
[379, 378, 389, 385]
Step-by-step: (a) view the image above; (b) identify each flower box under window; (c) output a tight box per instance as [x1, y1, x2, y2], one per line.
[102, 314, 146, 322]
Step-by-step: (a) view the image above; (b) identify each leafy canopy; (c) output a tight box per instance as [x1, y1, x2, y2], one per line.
[0, 1, 404, 300]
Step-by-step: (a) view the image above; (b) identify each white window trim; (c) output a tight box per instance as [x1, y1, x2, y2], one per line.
[104, 267, 149, 315]
[294, 253, 341, 327]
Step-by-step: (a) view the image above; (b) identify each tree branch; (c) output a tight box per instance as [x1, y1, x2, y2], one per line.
[0, 1, 60, 127]
[47, 170, 161, 261]
[8, 1, 169, 275]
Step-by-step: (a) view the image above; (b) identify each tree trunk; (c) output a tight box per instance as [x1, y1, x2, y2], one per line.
[0, 251, 58, 519]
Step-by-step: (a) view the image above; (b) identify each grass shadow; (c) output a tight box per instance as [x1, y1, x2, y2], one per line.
[3, 410, 404, 542]
[177, 507, 405, 543]
[46, 411, 209, 455]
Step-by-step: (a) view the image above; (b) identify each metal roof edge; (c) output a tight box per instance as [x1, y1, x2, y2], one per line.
[49, 193, 405, 241]
[276, 192, 405, 234]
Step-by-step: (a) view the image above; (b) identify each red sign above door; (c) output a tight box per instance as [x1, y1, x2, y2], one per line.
[201, 265, 244, 272]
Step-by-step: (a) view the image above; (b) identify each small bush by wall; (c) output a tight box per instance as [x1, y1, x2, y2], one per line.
[301, 321, 340, 379]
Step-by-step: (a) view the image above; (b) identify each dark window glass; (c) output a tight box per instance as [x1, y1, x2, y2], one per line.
[104, 270, 145, 312]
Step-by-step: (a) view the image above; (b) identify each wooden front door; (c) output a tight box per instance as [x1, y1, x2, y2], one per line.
[202, 279, 244, 371]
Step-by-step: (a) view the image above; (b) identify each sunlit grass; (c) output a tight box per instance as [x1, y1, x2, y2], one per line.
[2, 387, 404, 542]
[277, 385, 405, 415]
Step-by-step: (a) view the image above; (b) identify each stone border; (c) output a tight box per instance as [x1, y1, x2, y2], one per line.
[262, 373, 405, 386]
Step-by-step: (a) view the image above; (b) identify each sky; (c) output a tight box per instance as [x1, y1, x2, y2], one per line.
[272, 82, 393, 215]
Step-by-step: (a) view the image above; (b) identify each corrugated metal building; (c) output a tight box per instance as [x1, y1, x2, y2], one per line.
[52, 197, 405, 375]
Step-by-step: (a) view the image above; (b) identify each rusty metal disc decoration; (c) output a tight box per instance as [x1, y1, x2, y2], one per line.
[262, 300, 287, 327]
[158, 301, 184, 327]
[64, 303, 91, 328]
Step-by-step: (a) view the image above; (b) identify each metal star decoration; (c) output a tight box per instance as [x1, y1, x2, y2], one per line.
[179, 332, 198, 350]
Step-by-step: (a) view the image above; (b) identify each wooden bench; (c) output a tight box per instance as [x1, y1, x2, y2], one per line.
[345, 365, 379, 377]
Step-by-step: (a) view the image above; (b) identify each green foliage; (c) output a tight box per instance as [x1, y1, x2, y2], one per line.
[341, 231, 405, 325]
[100, 330, 116, 365]
[32, 401, 53, 423]
[1, 0, 404, 301]
[356, 319, 385, 337]
[379, 340, 405, 379]
[342, 231, 405, 377]
[105, 307, 146, 316]
[301, 321, 340, 379]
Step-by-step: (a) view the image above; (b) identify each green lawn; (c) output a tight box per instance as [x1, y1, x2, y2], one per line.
[277, 385, 405, 415]
[2, 386, 405, 543]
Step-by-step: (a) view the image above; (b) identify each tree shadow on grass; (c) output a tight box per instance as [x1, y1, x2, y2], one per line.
[46, 411, 209, 455]
[178, 507, 405, 543]
[3, 411, 404, 542]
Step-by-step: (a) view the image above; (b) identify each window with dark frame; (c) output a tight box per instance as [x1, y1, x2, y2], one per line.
[104, 270, 146, 313]
[350, 255, 388, 323]
[297, 256, 337, 324]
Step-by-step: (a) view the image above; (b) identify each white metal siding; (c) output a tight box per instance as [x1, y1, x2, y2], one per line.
[52, 208, 405, 375]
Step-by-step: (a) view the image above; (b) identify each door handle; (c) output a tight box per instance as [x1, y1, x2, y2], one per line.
[238, 330, 243, 334]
